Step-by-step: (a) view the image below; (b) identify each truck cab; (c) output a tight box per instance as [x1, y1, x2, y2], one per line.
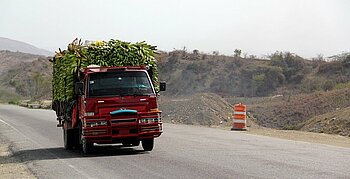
[65, 66, 165, 154]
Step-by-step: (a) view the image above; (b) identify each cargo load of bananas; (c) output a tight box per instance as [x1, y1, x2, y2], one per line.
[51, 38, 158, 106]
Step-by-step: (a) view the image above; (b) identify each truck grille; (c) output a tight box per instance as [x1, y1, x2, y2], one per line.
[111, 118, 137, 124]
[141, 125, 160, 132]
[83, 129, 107, 136]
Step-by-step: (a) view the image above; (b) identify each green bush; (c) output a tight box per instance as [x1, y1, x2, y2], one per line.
[334, 82, 350, 90]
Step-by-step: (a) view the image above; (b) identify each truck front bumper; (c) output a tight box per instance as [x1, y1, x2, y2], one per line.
[82, 112, 162, 143]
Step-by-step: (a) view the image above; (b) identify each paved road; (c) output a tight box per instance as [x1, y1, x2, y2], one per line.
[0, 104, 350, 179]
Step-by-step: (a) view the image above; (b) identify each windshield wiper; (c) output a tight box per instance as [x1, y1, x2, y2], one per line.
[119, 93, 149, 97]
[132, 93, 149, 96]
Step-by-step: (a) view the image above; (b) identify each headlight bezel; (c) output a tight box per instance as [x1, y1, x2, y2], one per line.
[85, 112, 95, 116]
[139, 118, 160, 124]
[83, 119, 108, 127]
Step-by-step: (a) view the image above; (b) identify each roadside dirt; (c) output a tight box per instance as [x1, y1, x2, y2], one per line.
[160, 92, 350, 148]
[160, 93, 233, 126]
[215, 119, 350, 148]
[246, 126, 350, 148]
[249, 88, 350, 133]
[176, 122, 350, 149]
[0, 140, 35, 179]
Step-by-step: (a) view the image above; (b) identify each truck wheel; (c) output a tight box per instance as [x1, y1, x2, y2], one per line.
[63, 129, 74, 150]
[73, 129, 81, 149]
[82, 138, 93, 154]
[142, 138, 154, 151]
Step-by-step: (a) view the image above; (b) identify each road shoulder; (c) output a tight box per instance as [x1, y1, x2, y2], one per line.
[0, 139, 36, 179]
[247, 127, 350, 148]
[212, 124, 350, 148]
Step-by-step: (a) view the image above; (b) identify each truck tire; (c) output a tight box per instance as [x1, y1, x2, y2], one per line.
[63, 128, 74, 150]
[142, 138, 154, 151]
[82, 138, 93, 154]
[72, 128, 81, 149]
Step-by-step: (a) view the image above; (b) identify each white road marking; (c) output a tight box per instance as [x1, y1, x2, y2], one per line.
[0, 117, 93, 179]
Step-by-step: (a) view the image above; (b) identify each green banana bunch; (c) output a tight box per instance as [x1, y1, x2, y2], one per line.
[52, 38, 159, 103]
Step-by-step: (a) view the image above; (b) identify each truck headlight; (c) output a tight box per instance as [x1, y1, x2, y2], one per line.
[85, 120, 107, 127]
[140, 118, 159, 123]
[85, 112, 95, 116]
[100, 121, 107, 126]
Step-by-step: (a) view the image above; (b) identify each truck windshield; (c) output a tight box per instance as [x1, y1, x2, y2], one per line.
[88, 71, 154, 97]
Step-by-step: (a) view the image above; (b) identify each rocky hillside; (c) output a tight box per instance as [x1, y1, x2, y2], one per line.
[158, 51, 350, 97]
[0, 50, 42, 74]
[0, 51, 51, 102]
[2, 49, 349, 102]
[157, 51, 350, 136]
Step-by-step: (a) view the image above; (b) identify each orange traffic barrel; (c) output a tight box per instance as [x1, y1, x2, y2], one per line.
[231, 103, 247, 131]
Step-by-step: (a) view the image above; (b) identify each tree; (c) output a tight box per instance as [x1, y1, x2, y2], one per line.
[252, 73, 265, 96]
[312, 54, 324, 61]
[212, 51, 219, 56]
[31, 73, 50, 100]
[234, 49, 242, 58]
[249, 55, 257, 59]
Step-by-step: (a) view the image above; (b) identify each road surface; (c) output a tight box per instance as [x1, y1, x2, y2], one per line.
[0, 104, 349, 179]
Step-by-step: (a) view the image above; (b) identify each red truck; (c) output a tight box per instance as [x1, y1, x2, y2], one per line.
[53, 65, 166, 154]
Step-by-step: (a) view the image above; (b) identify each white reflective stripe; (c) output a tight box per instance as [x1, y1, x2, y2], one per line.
[234, 111, 246, 115]
[233, 119, 246, 124]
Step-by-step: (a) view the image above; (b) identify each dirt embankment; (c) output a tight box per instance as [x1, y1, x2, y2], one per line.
[160, 93, 233, 126]
[249, 88, 350, 133]
[160, 90, 350, 139]
[301, 106, 350, 136]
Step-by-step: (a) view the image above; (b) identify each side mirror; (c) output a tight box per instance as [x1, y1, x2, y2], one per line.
[75, 82, 85, 95]
[159, 81, 166, 91]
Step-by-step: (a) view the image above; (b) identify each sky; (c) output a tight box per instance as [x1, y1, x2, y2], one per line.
[0, 0, 349, 58]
